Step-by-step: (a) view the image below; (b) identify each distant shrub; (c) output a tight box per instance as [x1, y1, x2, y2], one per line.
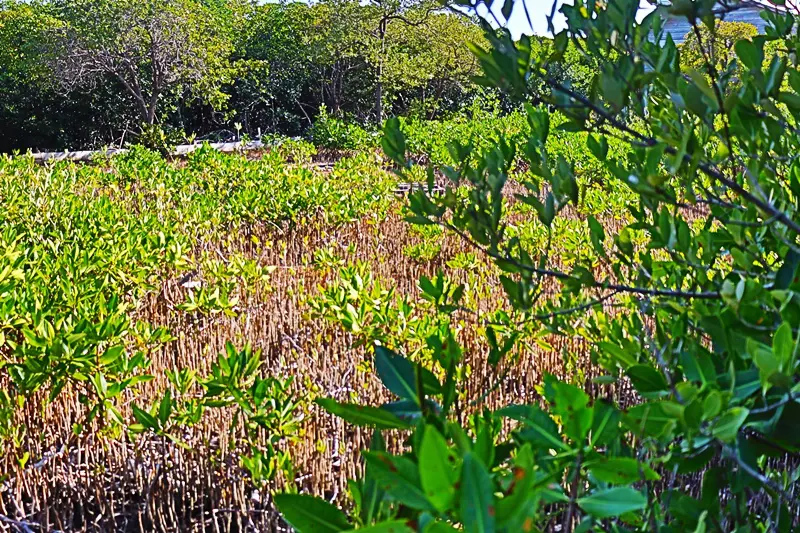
[309, 105, 379, 150]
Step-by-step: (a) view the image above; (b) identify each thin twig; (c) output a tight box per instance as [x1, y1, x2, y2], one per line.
[724, 445, 798, 504]
[441, 221, 720, 300]
[539, 78, 800, 237]
[0, 514, 39, 533]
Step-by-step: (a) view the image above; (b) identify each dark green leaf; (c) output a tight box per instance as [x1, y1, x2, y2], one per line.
[355, 521, 414, 533]
[577, 487, 647, 518]
[316, 398, 411, 429]
[460, 453, 495, 533]
[626, 365, 669, 395]
[375, 346, 440, 403]
[273, 494, 351, 533]
[735, 39, 763, 71]
[586, 457, 661, 484]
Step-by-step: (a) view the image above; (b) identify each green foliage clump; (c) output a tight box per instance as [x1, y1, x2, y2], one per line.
[0, 147, 395, 480]
[681, 20, 759, 73]
[135, 123, 189, 155]
[0, 0, 488, 151]
[278, 1, 800, 531]
[310, 106, 379, 151]
[131, 342, 304, 485]
[267, 136, 318, 164]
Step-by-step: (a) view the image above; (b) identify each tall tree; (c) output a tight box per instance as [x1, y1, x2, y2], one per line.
[378, 11, 484, 117]
[365, 0, 443, 123]
[681, 19, 759, 72]
[48, 0, 233, 125]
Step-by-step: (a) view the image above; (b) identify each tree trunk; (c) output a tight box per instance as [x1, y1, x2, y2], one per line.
[146, 87, 161, 124]
[375, 17, 387, 125]
[375, 80, 383, 125]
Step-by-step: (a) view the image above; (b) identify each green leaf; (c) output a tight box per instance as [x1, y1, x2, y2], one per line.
[686, 69, 716, 102]
[775, 249, 800, 290]
[316, 398, 411, 429]
[598, 341, 637, 368]
[273, 494, 351, 533]
[355, 521, 414, 533]
[626, 365, 668, 395]
[132, 405, 158, 430]
[500, 0, 513, 21]
[773, 322, 793, 367]
[711, 407, 749, 443]
[495, 446, 540, 526]
[365, 452, 434, 511]
[460, 453, 495, 533]
[577, 487, 647, 518]
[419, 427, 458, 513]
[543, 375, 592, 442]
[735, 39, 763, 71]
[498, 404, 568, 451]
[590, 399, 621, 447]
[681, 351, 716, 386]
[99, 345, 125, 365]
[700, 467, 723, 516]
[375, 346, 440, 404]
[586, 457, 661, 484]
[587, 215, 607, 257]
[423, 524, 461, 533]
[362, 429, 386, 524]
[21, 328, 46, 348]
[749, 338, 781, 390]
[382, 118, 407, 168]
[158, 389, 172, 426]
[702, 391, 722, 420]
[587, 135, 609, 161]
[719, 369, 760, 400]
[624, 401, 680, 438]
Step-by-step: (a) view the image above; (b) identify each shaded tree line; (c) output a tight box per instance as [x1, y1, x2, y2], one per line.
[0, 0, 486, 152]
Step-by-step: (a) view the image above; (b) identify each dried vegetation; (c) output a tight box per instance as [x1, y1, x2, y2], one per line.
[0, 137, 634, 532]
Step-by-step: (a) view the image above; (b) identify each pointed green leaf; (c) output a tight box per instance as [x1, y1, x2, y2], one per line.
[419, 427, 458, 513]
[577, 487, 647, 518]
[316, 398, 411, 429]
[375, 346, 440, 403]
[460, 453, 495, 533]
[274, 494, 351, 533]
[626, 365, 668, 395]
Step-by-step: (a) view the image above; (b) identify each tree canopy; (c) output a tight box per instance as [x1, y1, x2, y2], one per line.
[47, 0, 234, 124]
[0, 0, 486, 151]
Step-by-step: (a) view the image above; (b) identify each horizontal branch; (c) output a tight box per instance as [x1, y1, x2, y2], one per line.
[441, 221, 720, 300]
[541, 79, 800, 237]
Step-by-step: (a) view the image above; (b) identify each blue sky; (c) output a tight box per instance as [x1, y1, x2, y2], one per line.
[476, 0, 568, 37]
[483, 0, 655, 37]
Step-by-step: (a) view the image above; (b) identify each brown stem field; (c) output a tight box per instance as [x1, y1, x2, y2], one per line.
[0, 148, 658, 532]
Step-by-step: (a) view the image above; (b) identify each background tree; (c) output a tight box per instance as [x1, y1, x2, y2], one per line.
[48, 0, 234, 126]
[681, 19, 759, 71]
[362, 0, 445, 123]
[528, 36, 600, 99]
[377, 11, 485, 117]
[0, 0, 488, 151]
